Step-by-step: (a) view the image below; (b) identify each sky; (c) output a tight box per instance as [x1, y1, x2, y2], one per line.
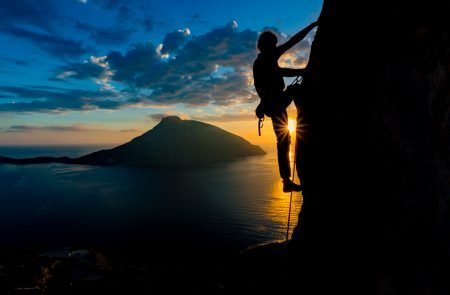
[0, 0, 323, 149]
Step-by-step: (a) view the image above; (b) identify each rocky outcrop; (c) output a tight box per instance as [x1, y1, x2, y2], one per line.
[290, 1, 450, 293]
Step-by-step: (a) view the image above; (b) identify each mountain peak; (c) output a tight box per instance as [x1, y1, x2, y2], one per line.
[160, 116, 182, 123]
[73, 118, 266, 166]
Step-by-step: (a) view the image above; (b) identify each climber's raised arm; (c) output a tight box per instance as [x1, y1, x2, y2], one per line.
[277, 21, 319, 55]
[279, 68, 305, 77]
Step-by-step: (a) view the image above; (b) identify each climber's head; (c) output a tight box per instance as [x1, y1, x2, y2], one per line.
[257, 31, 277, 53]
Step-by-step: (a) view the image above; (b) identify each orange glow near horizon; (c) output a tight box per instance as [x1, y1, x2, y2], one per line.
[0, 110, 303, 150]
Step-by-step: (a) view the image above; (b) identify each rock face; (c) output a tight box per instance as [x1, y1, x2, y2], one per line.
[0, 117, 266, 166]
[290, 0, 450, 293]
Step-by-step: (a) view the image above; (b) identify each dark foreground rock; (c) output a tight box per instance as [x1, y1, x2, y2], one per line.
[0, 244, 285, 295]
[290, 0, 450, 294]
[0, 243, 298, 295]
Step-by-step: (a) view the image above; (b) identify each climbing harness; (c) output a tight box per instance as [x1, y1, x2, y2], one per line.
[286, 119, 298, 247]
[255, 75, 303, 137]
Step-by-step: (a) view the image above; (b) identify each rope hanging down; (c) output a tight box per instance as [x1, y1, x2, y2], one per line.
[285, 75, 303, 246]
[286, 112, 299, 247]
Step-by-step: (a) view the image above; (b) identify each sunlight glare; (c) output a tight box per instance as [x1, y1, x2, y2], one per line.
[288, 118, 296, 135]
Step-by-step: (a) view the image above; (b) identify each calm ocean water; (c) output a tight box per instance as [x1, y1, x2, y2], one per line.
[0, 146, 302, 256]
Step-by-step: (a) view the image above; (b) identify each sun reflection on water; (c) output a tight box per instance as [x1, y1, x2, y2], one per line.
[266, 171, 303, 240]
[262, 117, 304, 240]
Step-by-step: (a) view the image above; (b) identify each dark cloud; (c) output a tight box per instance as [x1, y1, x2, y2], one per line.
[172, 21, 255, 74]
[54, 21, 314, 109]
[5, 125, 108, 133]
[0, 86, 125, 113]
[74, 3, 141, 45]
[4, 21, 314, 113]
[3, 124, 139, 133]
[116, 5, 138, 24]
[104, 21, 260, 106]
[147, 112, 256, 123]
[106, 42, 165, 86]
[142, 17, 154, 32]
[75, 21, 135, 45]
[160, 29, 190, 55]
[0, 1, 89, 59]
[148, 113, 167, 121]
[147, 113, 187, 122]
[54, 57, 104, 80]
[0, 25, 88, 59]
[191, 113, 255, 123]
[0, 0, 57, 33]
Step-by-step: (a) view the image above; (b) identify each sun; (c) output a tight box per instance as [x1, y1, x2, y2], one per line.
[288, 118, 296, 134]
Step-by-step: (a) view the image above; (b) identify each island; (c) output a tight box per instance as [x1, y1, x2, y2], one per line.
[0, 116, 266, 166]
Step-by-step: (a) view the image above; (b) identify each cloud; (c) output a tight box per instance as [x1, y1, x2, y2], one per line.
[0, 85, 126, 113]
[104, 21, 260, 106]
[56, 71, 78, 79]
[73, 3, 141, 45]
[5, 124, 108, 133]
[142, 17, 154, 32]
[160, 28, 191, 55]
[148, 112, 189, 122]
[0, 25, 89, 59]
[147, 111, 256, 123]
[106, 42, 164, 86]
[55, 57, 104, 80]
[55, 56, 114, 90]
[263, 27, 315, 68]
[0, 1, 89, 59]
[191, 113, 256, 123]
[259, 26, 314, 68]
[4, 21, 314, 114]
[0, 0, 57, 33]
[75, 21, 136, 45]
[3, 124, 141, 133]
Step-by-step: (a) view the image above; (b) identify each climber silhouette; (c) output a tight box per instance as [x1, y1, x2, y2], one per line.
[253, 21, 318, 192]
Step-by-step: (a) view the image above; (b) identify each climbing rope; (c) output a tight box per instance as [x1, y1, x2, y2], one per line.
[285, 118, 298, 247]
[285, 75, 302, 247]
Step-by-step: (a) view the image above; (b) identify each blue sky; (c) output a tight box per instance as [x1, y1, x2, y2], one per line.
[0, 0, 322, 146]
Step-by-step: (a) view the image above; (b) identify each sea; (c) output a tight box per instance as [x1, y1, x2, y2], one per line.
[0, 145, 303, 259]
